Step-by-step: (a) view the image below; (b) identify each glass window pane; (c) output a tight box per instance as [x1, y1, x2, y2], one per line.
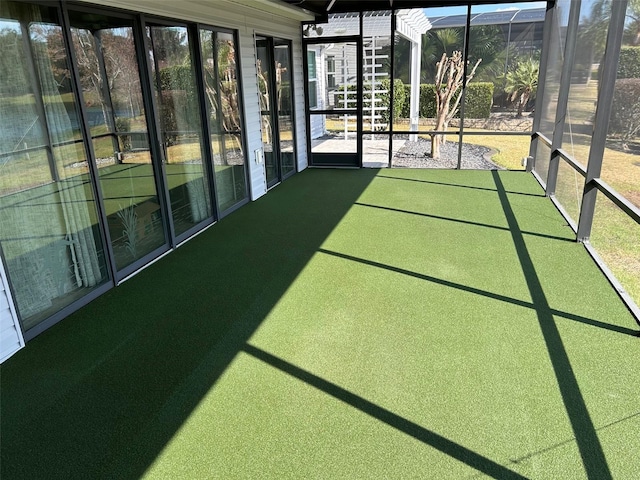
[199, 29, 248, 213]
[554, 158, 583, 225]
[69, 11, 167, 272]
[602, 44, 640, 210]
[464, 3, 543, 134]
[562, 0, 610, 167]
[307, 50, 318, 109]
[0, 2, 108, 330]
[590, 193, 640, 308]
[256, 37, 277, 185]
[274, 41, 296, 177]
[533, 138, 551, 185]
[148, 25, 212, 236]
[539, 0, 571, 139]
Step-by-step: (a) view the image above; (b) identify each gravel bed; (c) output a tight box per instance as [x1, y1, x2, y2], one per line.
[393, 137, 503, 170]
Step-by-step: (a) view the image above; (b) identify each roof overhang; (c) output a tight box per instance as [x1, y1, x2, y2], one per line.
[282, 0, 544, 18]
[77, 0, 316, 22]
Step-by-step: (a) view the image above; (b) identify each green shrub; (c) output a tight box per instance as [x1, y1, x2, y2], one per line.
[617, 46, 640, 79]
[610, 78, 640, 141]
[402, 84, 412, 118]
[410, 82, 493, 118]
[336, 81, 492, 120]
[378, 79, 406, 123]
[464, 82, 494, 118]
[334, 79, 406, 124]
[419, 84, 437, 118]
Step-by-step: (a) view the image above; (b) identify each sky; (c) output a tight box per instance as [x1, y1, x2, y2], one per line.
[423, 2, 546, 18]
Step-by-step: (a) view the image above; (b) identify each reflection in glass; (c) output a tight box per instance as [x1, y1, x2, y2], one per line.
[200, 29, 248, 213]
[256, 37, 277, 186]
[0, 2, 108, 330]
[148, 25, 212, 236]
[274, 41, 296, 178]
[69, 11, 167, 271]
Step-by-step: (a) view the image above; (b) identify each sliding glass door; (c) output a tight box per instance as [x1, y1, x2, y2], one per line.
[256, 36, 296, 188]
[146, 22, 213, 238]
[68, 8, 169, 275]
[0, 2, 110, 331]
[199, 29, 249, 213]
[0, 2, 250, 337]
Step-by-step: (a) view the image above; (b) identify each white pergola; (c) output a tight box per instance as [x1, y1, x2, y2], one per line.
[309, 9, 431, 135]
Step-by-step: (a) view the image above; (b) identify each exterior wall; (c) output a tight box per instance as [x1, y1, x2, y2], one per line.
[84, 0, 311, 199]
[0, 255, 24, 363]
[0, 0, 311, 361]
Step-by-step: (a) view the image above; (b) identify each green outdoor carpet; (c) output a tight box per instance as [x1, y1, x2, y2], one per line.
[1, 168, 638, 479]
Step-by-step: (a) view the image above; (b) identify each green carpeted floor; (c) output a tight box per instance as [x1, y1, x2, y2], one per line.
[1, 168, 639, 479]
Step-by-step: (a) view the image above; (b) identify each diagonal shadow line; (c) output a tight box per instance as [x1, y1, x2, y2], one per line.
[506, 411, 640, 467]
[375, 175, 545, 198]
[491, 170, 612, 479]
[242, 344, 528, 480]
[317, 249, 638, 338]
[355, 202, 575, 243]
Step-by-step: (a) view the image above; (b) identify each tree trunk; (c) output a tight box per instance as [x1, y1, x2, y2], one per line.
[431, 101, 449, 159]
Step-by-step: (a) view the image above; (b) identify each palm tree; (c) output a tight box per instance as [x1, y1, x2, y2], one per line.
[421, 28, 464, 82]
[504, 59, 539, 117]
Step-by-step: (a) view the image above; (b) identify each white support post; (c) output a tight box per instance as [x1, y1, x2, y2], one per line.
[409, 35, 421, 142]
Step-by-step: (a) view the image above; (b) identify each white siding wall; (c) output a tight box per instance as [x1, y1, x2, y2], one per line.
[0, 257, 24, 363]
[84, 0, 311, 199]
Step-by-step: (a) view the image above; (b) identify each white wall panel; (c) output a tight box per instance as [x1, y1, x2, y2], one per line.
[0, 257, 24, 364]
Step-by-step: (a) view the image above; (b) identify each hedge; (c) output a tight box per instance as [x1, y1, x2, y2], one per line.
[610, 78, 640, 140]
[402, 82, 493, 119]
[334, 79, 407, 123]
[617, 46, 640, 79]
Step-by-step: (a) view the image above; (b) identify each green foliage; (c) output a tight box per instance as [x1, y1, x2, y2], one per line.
[158, 65, 199, 144]
[610, 78, 640, 141]
[617, 46, 640, 78]
[334, 79, 407, 124]
[378, 79, 406, 123]
[463, 82, 494, 118]
[160, 65, 195, 92]
[400, 82, 493, 119]
[504, 59, 539, 116]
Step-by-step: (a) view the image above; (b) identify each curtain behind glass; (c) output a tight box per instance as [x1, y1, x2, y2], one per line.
[0, 2, 107, 328]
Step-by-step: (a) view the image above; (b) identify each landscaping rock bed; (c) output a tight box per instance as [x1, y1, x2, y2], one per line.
[392, 137, 502, 169]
